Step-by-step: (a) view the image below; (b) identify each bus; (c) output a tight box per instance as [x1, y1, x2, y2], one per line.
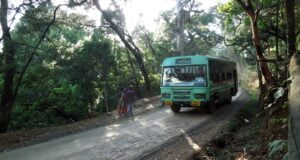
[161, 55, 238, 113]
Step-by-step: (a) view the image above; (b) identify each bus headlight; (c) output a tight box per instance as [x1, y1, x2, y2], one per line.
[194, 93, 206, 99]
[162, 93, 171, 98]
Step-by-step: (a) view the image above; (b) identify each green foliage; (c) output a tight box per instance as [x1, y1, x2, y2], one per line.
[3, 1, 165, 131]
[227, 117, 242, 132]
[282, 153, 289, 160]
[157, 6, 222, 56]
[50, 84, 88, 119]
[227, 96, 258, 132]
[149, 73, 161, 94]
[268, 140, 287, 157]
[270, 117, 287, 125]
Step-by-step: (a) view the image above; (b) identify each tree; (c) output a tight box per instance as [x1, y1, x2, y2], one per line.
[92, 0, 151, 92]
[0, 0, 16, 133]
[286, 0, 300, 159]
[0, 0, 59, 133]
[159, 2, 221, 56]
[176, 0, 186, 55]
[289, 52, 300, 159]
[81, 29, 114, 113]
[235, 0, 275, 86]
[7, 4, 96, 129]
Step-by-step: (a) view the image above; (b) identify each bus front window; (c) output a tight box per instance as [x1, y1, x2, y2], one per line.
[163, 65, 207, 87]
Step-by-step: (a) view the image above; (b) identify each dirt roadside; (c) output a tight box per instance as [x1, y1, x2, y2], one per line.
[0, 96, 161, 152]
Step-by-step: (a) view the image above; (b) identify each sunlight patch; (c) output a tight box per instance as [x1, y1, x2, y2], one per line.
[179, 128, 201, 152]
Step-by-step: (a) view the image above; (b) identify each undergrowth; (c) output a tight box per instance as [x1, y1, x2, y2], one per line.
[192, 82, 289, 160]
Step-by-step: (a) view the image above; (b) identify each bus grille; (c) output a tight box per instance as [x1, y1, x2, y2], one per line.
[173, 96, 190, 100]
[173, 91, 191, 95]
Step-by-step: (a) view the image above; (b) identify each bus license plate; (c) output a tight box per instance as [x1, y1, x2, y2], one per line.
[191, 101, 200, 107]
[164, 101, 173, 106]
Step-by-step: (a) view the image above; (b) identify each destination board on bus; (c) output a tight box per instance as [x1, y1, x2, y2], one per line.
[175, 58, 191, 64]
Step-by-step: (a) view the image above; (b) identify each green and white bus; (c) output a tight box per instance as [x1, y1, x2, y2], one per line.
[161, 55, 238, 113]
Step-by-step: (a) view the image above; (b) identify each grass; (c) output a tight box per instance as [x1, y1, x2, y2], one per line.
[226, 89, 258, 132]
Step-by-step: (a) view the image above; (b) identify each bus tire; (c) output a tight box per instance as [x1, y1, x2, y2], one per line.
[208, 99, 216, 113]
[171, 105, 180, 113]
[226, 90, 232, 104]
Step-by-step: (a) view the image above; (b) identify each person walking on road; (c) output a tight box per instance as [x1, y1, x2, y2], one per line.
[118, 88, 127, 117]
[125, 86, 136, 117]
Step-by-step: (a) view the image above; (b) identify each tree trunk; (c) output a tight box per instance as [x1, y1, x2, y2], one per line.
[250, 18, 275, 86]
[235, 0, 275, 86]
[285, 0, 299, 158]
[176, 0, 185, 55]
[275, 0, 280, 60]
[103, 68, 110, 113]
[257, 59, 265, 110]
[285, 0, 296, 58]
[0, 0, 16, 133]
[288, 53, 300, 159]
[126, 49, 141, 97]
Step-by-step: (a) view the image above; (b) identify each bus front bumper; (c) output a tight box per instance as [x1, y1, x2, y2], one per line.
[162, 100, 208, 108]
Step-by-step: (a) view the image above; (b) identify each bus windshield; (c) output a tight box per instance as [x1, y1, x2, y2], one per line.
[162, 65, 207, 87]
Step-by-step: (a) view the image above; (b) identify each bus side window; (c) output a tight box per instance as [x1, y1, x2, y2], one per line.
[209, 62, 214, 83]
[214, 63, 220, 83]
[227, 64, 233, 80]
[216, 73, 220, 83]
[222, 72, 226, 81]
[227, 72, 232, 80]
[216, 61, 221, 83]
[210, 61, 221, 84]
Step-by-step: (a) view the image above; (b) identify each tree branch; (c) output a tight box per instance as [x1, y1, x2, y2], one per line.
[12, 5, 62, 102]
[68, 0, 88, 7]
[264, 25, 287, 41]
[8, 3, 24, 29]
[93, 0, 151, 90]
[235, 0, 249, 11]
[296, 30, 300, 36]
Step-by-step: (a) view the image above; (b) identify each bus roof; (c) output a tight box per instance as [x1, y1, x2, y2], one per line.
[162, 55, 235, 66]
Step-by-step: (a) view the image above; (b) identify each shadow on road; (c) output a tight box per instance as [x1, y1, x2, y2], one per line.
[173, 100, 235, 116]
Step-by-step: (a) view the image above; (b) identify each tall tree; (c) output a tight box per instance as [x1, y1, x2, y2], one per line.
[0, 0, 16, 133]
[0, 1, 59, 132]
[176, 0, 186, 55]
[92, 0, 151, 91]
[285, 0, 296, 57]
[286, 0, 300, 159]
[289, 52, 300, 159]
[235, 0, 275, 86]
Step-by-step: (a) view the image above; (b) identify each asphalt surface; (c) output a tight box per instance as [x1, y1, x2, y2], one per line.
[0, 89, 248, 160]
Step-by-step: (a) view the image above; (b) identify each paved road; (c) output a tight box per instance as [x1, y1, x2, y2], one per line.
[0, 89, 248, 160]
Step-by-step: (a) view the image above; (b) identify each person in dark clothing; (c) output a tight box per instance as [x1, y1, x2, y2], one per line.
[124, 86, 136, 117]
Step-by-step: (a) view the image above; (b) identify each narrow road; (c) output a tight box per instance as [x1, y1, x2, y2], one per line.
[0, 89, 249, 160]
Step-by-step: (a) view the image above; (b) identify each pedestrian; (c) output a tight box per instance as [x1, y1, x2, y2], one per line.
[125, 86, 136, 117]
[117, 88, 124, 116]
[121, 87, 128, 117]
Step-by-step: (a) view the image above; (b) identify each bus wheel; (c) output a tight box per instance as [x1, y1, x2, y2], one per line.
[226, 96, 232, 104]
[171, 105, 181, 113]
[226, 93, 232, 104]
[226, 90, 233, 104]
[208, 99, 216, 113]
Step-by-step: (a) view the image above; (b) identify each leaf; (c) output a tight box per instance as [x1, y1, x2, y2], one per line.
[268, 140, 287, 157]
[282, 152, 288, 160]
[274, 87, 284, 100]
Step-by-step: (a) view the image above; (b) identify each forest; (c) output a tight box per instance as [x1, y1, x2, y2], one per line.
[0, 0, 299, 159]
